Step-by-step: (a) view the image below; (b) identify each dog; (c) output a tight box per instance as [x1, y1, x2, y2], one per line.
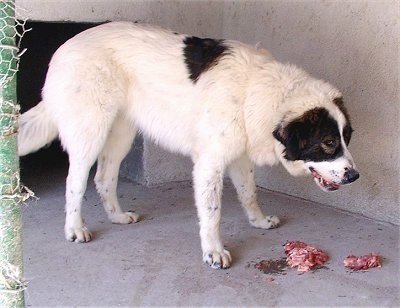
[18, 22, 359, 269]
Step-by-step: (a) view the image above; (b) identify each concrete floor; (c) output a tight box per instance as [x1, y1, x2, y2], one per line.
[20, 155, 399, 307]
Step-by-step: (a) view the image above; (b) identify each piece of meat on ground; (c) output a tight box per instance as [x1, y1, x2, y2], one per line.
[284, 241, 329, 272]
[344, 253, 382, 270]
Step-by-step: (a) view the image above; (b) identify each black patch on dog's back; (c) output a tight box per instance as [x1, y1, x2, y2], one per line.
[273, 107, 348, 162]
[183, 36, 229, 82]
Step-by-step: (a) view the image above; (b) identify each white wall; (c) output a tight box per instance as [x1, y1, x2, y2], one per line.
[217, 1, 399, 226]
[16, 0, 399, 225]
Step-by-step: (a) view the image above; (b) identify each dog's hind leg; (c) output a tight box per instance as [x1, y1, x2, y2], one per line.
[94, 116, 139, 224]
[62, 110, 117, 242]
[65, 152, 98, 243]
[228, 155, 280, 229]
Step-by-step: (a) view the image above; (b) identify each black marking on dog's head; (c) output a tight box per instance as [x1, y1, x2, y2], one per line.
[183, 36, 229, 82]
[273, 107, 351, 162]
[333, 97, 353, 145]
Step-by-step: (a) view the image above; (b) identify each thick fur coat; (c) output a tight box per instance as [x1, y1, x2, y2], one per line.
[18, 22, 358, 269]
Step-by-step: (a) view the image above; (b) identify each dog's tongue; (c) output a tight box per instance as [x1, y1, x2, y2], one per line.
[310, 169, 320, 179]
[310, 169, 340, 191]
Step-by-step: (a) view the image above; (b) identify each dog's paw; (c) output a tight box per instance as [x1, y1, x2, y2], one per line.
[109, 211, 140, 224]
[203, 249, 232, 269]
[65, 226, 92, 243]
[250, 215, 280, 229]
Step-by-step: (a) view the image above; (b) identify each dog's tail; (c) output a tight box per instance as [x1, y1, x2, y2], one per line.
[18, 101, 58, 156]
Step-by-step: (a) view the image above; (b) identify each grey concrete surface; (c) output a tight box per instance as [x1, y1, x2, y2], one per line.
[21, 160, 399, 307]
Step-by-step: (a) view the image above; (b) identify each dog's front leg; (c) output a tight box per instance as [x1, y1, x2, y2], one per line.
[228, 155, 280, 229]
[193, 160, 231, 269]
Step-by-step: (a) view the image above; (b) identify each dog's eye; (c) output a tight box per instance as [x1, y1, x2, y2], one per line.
[323, 139, 337, 148]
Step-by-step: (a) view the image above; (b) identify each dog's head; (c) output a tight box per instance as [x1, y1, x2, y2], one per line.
[273, 97, 359, 191]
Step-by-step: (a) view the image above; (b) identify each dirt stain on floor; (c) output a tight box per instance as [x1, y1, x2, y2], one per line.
[255, 258, 288, 275]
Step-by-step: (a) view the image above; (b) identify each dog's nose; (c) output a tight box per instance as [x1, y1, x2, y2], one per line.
[342, 168, 360, 184]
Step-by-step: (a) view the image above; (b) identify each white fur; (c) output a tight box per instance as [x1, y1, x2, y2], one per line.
[18, 22, 353, 269]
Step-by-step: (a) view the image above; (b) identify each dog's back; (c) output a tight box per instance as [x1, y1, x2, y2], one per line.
[19, 22, 271, 159]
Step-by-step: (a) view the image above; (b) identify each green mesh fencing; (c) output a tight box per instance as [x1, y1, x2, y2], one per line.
[0, 1, 30, 306]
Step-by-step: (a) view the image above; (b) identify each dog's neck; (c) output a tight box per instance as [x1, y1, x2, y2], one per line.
[243, 61, 341, 167]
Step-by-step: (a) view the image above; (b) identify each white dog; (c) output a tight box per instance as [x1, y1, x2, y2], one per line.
[18, 22, 359, 269]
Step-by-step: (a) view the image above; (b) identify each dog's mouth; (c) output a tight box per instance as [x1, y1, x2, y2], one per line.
[309, 167, 340, 191]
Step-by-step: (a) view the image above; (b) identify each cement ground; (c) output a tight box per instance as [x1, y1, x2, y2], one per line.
[20, 156, 399, 307]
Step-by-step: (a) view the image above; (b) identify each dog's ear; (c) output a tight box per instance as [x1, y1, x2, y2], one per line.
[272, 122, 287, 145]
[273, 120, 309, 161]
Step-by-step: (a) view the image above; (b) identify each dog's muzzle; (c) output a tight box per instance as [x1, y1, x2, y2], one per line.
[309, 166, 360, 192]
